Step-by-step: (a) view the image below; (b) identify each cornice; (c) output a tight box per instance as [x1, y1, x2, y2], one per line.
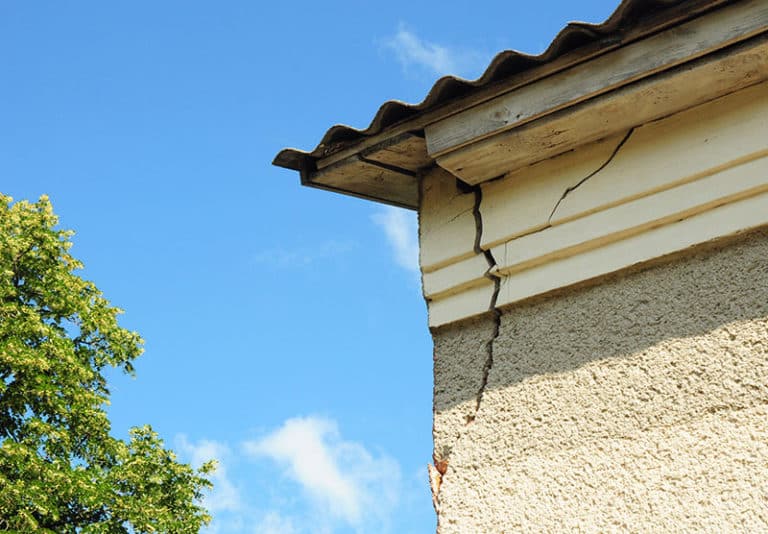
[421, 82, 768, 327]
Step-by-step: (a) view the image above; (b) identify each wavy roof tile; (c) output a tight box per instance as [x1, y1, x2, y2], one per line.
[273, 0, 730, 173]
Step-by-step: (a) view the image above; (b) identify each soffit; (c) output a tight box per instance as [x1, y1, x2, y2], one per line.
[273, 0, 734, 208]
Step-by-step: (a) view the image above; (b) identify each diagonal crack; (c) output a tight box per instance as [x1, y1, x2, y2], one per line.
[547, 128, 635, 224]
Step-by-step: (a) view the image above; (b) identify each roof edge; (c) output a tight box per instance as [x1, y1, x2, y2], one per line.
[273, 0, 734, 174]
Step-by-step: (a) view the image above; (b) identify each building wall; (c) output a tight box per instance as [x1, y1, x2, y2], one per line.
[431, 229, 768, 532]
[421, 81, 768, 329]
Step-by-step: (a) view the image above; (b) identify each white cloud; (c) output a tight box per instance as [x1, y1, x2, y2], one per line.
[174, 418, 409, 533]
[253, 511, 298, 534]
[371, 206, 420, 275]
[251, 240, 356, 268]
[245, 417, 358, 522]
[176, 436, 242, 514]
[383, 24, 486, 78]
[243, 416, 400, 531]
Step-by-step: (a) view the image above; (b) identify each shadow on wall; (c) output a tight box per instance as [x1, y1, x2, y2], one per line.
[432, 226, 768, 453]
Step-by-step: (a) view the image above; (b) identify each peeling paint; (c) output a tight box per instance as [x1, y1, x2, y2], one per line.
[427, 462, 442, 513]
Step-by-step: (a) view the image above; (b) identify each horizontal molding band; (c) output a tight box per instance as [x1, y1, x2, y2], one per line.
[422, 81, 768, 327]
[492, 154, 768, 277]
[479, 81, 768, 249]
[427, 281, 496, 329]
[423, 254, 490, 300]
[496, 190, 768, 308]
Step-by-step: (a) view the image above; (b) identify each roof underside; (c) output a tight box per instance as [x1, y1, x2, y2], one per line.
[273, 0, 737, 207]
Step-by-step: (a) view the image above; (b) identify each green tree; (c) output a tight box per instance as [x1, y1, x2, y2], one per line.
[0, 195, 213, 532]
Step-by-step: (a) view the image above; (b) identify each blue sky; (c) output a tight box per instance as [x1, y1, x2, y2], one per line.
[1, 1, 620, 531]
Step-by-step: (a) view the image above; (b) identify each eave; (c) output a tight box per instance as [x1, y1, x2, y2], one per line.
[273, 0, 768, 209]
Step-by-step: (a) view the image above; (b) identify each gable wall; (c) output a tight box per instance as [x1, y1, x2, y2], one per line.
[423, 80, 768, 531]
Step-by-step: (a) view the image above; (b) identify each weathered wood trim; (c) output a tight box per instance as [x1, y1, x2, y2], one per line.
[426, 0, 768, 158]
[307, 154, 419, 209]
[434, 34, 768, 184]
[357, 132, 431, 172]
[314, 0, 733, 172]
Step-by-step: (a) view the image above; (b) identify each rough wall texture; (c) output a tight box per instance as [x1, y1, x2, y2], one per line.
[432, 228, 768, 532]
[433, 315, 497, 461]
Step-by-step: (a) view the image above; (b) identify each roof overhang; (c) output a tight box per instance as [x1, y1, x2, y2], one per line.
[274, 0, 768, 209]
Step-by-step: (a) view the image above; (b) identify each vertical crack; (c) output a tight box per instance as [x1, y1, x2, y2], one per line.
[467, 186, 502, 423]
[547, 128, 635, 223]
[431, 185, 502, 512]
[430, 131, 635, 510]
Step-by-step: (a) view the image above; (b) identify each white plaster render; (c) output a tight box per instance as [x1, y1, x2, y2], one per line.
[432, 316, 498, 461]
[420, 81, 768, 327]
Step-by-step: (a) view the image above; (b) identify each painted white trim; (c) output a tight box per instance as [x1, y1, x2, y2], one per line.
[427, 282, 496, 329]
[421, 82, 768, 328]
[423, 254, 489, 299]
[479, 81, 768, 249]
[491, 154, 768, 276]
[496, 190, 768, 308]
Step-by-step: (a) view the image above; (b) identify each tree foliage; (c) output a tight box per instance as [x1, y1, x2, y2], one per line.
[0, 195, 213, 532]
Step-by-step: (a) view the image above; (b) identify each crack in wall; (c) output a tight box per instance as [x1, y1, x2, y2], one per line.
[446, 206, 474, 224]
[468, 187, 502, 423]
[430, 184, 503, 511]
[430, 130, 635, 504]
[547, 128, 635, 224]
[429, 130, 634, 503]
[467, 130, 636, 430]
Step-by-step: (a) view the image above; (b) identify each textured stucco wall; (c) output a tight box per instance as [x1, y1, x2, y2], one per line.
[431, 228, 768, 532]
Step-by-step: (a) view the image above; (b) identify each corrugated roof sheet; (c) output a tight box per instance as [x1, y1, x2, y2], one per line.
[273, 0, 730, 172]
